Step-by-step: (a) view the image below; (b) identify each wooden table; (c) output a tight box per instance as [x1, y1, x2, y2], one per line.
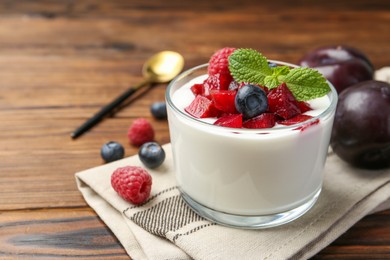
[1, 0, 389, 259]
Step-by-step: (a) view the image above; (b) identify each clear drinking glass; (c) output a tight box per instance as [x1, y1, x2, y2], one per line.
[165, 62, 338, 228]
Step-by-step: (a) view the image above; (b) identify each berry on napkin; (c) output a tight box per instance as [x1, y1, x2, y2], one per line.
[111, 166, 152, 204]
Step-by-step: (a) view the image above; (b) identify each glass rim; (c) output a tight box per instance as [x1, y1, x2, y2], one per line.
[165, 61, 338, 134]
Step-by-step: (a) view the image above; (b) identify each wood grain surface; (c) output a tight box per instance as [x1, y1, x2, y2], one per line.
[0, 0, 389, 259]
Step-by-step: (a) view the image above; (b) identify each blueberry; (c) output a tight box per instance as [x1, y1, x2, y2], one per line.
[268, 62, 278, 68]
[235, 84, 268, 119]
[138, 142, 165, 169]
[150, 102, 167, 119]
[101, 141, 125, 163]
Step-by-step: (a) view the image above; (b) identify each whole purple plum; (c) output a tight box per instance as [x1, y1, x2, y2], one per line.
[299, 46, 374, 93]
[331, 80, 390, 169]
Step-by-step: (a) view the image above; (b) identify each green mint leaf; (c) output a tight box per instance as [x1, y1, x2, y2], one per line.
[284, 67, 331, 101]
[227, 48, 330, 101]
[228, 48, 272, 84]
[264, 66, 290, 89]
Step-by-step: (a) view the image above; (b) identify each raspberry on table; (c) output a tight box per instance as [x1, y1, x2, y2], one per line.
[127, 118, 155, 146]
[111, 166, 152, 204]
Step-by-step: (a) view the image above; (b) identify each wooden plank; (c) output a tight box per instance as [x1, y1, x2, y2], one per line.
[0, 207, 129, 259]
[0, 208, 388, 259]
[315, 210, 390, 259]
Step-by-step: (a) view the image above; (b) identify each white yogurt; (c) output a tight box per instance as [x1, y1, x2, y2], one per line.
[166, 64, 337, 224]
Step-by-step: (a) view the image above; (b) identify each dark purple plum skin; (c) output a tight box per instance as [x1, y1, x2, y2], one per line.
[299, 46, 374, 94]
[331, 80, 390, 169]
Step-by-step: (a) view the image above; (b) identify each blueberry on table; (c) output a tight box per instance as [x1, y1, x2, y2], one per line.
[150, 102, 167, 119]
[138, 142, 166, 169]
[101, 141, 125, 163]
[235, 84, 268, 119]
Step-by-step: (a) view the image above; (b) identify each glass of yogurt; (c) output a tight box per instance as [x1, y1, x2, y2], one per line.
[165, 61, 338, 228]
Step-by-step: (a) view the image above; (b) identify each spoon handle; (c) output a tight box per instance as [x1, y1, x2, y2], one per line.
[71, 80, 149, 139]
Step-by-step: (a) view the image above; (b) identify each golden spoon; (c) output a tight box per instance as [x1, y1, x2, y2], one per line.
[71, 51, 184, 139]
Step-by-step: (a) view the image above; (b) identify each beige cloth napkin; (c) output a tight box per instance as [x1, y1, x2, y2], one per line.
[76, 143, 390, 260]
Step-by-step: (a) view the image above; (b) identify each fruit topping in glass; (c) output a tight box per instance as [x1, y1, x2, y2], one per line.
[184, 48, 331, 129]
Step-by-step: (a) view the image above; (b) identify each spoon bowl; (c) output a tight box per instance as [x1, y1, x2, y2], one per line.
[71, 51, 184, 139]
[143, 51, 184, 83]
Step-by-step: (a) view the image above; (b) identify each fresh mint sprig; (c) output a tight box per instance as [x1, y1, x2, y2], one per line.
[264, 66, 290, 89]
[228, 48, 272, 85]
[228, 48, 331, 101]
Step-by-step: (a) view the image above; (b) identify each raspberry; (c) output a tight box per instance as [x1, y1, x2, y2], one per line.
[243, 113, 276, 129]
[296, 101, 312, 113]
[127, 118, 155, 146]
[184, 95, 219, 118]
[267, 83, 301, 120]
[214, 114, 243, 128]
[278, 114, 314, 126]
[208, 47, 236, 76]
[190, 83, 205, 96]
[111, 166, 152, 204]
[210, 89, 238, 114]
[202, 73, 231, 93]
